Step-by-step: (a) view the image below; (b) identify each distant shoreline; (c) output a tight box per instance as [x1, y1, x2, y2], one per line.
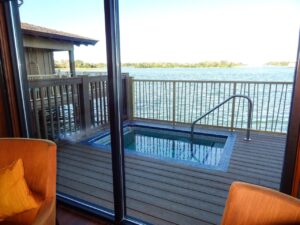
[55, 60, 294, 70]
[56, 65, 294, 71]
[121, 61, 244, 68]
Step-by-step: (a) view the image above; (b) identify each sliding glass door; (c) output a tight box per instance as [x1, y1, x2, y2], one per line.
[8, 0, 300, 224]
[118, 1, 300, 224]
[19, 0, 117, 219]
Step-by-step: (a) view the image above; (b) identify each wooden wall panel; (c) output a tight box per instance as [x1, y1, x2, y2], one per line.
[23, 35, 73, 51]
[50, 51, 55, 74]
[24, 47, 55, 75]
[24, 47, 30, 75]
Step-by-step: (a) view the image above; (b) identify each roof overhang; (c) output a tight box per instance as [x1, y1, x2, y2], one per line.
[21, 23, 98, 46]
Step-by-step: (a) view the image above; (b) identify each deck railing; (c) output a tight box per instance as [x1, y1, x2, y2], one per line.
[27, 74, 71, 80]
[132, 80, 293, 133]
[27, 76, 293, 140]
[28, 74, 130, 139]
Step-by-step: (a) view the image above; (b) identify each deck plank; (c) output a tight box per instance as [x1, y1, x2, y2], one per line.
[57, 130, 285, 225]
[61, 143, 282, 181]
[58, 157, 227, 206]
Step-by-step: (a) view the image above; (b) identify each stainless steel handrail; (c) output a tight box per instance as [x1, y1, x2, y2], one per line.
[191, 95, 253, 144]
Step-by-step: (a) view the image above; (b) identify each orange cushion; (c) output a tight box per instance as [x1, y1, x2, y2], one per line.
[221, 182, 300, 225]
[0, 159, 40, 220]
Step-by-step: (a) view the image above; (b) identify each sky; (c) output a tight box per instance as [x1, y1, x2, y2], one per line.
[20, 0, 300, 65]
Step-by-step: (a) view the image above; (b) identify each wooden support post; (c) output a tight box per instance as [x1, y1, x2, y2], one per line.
[69, 49, 75, 77]
[79, 76, 91, 131]
[125, 75, 134, 120]
[172, 81, 176, 126]
[230, 82, 237, 131]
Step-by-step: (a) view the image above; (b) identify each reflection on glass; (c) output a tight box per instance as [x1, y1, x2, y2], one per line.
[20, 0, 115, 214]
[120, 0, 298, 224]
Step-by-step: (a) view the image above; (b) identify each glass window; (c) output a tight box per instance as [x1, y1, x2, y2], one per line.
[20, 0, 115, 216]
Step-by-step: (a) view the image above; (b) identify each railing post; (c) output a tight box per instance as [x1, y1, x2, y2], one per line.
[230, 82, 237, 131]
[245, 99, 253, 141]
[79, 76, 91, 131]
[172, 81, 176, 126]
[125, 75, 134, 120]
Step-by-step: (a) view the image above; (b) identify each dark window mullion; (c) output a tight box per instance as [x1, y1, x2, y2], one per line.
[3, 0, 32, 137]
[280, 31, 300, 194]
[104, 0, 126, 224]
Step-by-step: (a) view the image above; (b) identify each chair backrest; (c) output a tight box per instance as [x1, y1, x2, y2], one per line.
[0, 138, 56, 199]
[221, 182, 300, 225]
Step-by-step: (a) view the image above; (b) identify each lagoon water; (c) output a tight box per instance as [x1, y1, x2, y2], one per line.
[120, 66, 294, 133]
[120, 66, 294, 82]
[58, 66, 294, 134]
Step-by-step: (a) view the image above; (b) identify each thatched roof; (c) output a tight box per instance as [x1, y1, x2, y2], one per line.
[21, 23, 98, 46]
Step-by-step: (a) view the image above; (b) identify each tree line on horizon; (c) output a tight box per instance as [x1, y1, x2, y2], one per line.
[122, 61, 244, 68]
[265, 61, 291, 66]
[55, 60, 106, 69]
[55, 60, 292, 69]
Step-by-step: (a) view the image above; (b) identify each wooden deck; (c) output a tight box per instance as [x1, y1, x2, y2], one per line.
[57, 130, 286, 225]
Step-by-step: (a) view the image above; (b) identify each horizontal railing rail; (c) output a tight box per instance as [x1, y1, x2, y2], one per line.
[133, 79, 292, 84]
[132, 79, 293, 134]
[27, 74, 71, 80]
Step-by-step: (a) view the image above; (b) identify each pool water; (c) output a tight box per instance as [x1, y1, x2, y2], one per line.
[91, 126, 232, 169]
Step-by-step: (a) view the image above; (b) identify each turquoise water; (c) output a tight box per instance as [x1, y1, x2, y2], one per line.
[95, 126, 227, 167]
[121, 66, 294, 81]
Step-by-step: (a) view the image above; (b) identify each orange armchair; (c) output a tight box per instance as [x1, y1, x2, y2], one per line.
[0, 138, 56, 225]
[221, 182, 300, 225]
